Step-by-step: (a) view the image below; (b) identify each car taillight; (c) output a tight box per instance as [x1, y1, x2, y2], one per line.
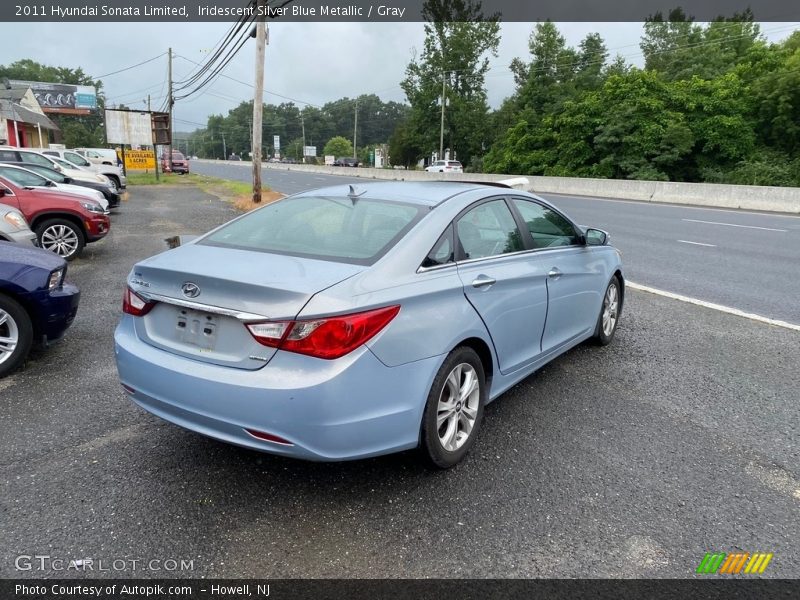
[246, 305, 400, 360]
[123, 286, 155, 316]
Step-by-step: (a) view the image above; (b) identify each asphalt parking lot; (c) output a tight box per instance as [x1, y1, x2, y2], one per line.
[1, 184, 798, 578]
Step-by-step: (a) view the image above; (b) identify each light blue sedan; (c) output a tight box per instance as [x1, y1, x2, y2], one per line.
[115, 181, 623, 468]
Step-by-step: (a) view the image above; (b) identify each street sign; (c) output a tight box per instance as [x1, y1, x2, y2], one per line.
[273, 135, 280, 150]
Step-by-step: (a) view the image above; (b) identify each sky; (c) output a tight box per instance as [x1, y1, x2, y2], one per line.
[3, 21, 799, 132]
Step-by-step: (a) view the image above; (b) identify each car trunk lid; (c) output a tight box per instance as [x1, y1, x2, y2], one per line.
[130, 244, 365, 369]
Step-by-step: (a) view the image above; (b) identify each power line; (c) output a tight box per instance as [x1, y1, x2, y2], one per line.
[94, 52, 167, 79]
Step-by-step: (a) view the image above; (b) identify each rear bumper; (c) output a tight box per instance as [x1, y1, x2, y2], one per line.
[114, 316, 442, 461]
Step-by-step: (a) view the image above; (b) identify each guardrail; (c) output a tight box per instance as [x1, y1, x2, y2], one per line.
[195, 160, 800, 214]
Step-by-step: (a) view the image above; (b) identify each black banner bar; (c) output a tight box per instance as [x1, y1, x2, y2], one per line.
[1, 0, 799, 22]
[3, 579, 800, 600]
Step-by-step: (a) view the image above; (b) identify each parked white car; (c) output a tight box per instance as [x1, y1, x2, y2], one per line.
[33, 148, 126, 190]
[0, 164, 109, 210]
[74, 148, 121, 167]
[425, 160, 464, 173]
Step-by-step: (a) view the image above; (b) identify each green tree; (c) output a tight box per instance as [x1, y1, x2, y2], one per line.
[323, 136, 353, 158]
[400, 0, 500, 165]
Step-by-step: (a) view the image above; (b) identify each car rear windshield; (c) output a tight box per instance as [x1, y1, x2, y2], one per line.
[447, 161, 462, 166]
[172, 152, 186, 160]
[200, 195, 425, 265]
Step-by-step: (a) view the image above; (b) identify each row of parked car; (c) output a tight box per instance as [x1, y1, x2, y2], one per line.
[0, 147, 126, 377]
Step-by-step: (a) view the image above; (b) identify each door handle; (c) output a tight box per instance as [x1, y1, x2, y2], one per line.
[471, 275, 496, 289]
[548, 268, 562, 279]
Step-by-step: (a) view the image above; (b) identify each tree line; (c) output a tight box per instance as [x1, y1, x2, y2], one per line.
[2, 4, 798, 186]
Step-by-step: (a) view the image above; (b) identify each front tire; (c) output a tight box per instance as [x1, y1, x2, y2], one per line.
[0, 294, 33, 378]
[36, 218, 85, 260]
[421, 347, 486, 468]
[593, 276, 621, 345]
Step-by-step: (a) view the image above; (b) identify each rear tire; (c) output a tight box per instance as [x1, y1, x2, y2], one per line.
[0, 294, 33, 378]
[420, 347, 486, 469]
[36, 218, 85, 261]
[593, 276, 621, 345]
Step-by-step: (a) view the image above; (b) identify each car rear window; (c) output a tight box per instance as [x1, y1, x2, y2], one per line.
[172, 152, 185, 160]
[447, 161, 462, 166]
[200, 196, 425, 265]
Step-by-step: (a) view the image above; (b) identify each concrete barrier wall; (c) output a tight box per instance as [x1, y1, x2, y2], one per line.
[196, 160, 800, 214]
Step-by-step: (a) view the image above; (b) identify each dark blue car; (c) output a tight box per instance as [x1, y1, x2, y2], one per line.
[0, 241, 80, 377]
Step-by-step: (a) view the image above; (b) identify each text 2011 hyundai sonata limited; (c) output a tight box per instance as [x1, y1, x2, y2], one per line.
[114, 181, 623, 467]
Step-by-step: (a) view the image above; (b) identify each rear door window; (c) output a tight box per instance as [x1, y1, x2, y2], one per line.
[456, 199, 524, 260]
[20, 152, 54, 167]
[512, 199, 579, 248]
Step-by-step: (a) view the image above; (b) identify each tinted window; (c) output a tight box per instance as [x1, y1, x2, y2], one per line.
[202, 196, 424, 265]
[172, 152, 185, 160]
[0, 167, 47, 187]
[20, 152, 54, 167]
[457, 200, 524, 260]
[0, 150, 19, 162]
[421, 224, 454, 269]
[513, 199, 579, 248]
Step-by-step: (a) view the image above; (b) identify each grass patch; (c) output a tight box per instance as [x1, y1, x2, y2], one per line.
[126, 171, 282, 211]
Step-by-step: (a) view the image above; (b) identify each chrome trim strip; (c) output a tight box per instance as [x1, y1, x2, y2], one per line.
[136, 291, 268, 322]
[416, 244, 586, 273]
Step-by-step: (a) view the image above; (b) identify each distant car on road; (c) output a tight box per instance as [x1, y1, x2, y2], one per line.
[333, 157, 359, 167]
[0, 203, 36, 245]
[162, 151, 190, 174]
[0, 176, 110, 260]
[115, 180, 623, 468]
[0, 241, 80, 377]
[425, 160, 463, 173]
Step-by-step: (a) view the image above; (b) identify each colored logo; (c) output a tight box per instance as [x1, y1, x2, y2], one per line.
[696, 552, 773, 575]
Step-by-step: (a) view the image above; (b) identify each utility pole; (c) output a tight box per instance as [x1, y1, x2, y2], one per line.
[353, 98, 358, 158]
[148, 94, 159, 181]
[251, 0, 267, 203]
[439, 72, 446, 161]
[301, 110, 306, 164]
[221, 132, 227, 160]
[168, 47, 174, 173]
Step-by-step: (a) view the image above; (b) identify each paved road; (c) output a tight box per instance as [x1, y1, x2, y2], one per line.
[1, 185, 798, 579]
[192, 161, 800, 324]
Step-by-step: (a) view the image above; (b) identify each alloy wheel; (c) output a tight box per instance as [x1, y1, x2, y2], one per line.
[602, 282, 619, 337]
[437, 363, 480, 451]
[41, 224, 80, 258]
[0, 308, 19, 367]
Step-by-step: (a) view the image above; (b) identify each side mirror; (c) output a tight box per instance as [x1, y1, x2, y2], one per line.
[585, 228, 608, 246]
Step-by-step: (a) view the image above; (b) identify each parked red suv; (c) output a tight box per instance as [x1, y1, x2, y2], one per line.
[161, 150, 190, 174]
[0, 176, 110, 260]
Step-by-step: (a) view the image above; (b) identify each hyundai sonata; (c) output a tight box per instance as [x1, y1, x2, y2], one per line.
[115, 181, 623, 467]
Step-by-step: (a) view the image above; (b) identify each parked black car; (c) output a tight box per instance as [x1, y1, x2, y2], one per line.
[0, 241, 80, 377]
[0, 162, 121, 208]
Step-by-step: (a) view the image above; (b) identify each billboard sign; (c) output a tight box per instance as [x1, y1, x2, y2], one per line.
[105, 109, 154, 146]
[23, 82, 98, 114]
[303, 146, 316, 157]
[273, 135, 280, 150]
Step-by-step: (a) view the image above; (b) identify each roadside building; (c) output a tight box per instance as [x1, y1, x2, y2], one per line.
[0, 83, 59, 147]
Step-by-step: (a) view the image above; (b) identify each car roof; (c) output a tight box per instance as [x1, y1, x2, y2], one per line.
[295, 181, 511, 207]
